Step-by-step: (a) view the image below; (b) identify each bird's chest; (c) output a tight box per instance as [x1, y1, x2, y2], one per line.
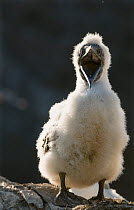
[71, 94, 107, 128]
[57, 92, 119, 164]
[62, 94, 110, 143]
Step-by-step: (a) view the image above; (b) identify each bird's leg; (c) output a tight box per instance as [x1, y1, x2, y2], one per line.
[55, 172, 88, 207]
[55, 172, 71, 206]
[97, 179, 105, 200]
[58, 172, 67, 193]
[90, 179, 105, 201]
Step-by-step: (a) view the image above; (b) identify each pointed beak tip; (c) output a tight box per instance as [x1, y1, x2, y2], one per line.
[89, 82, 92, 89]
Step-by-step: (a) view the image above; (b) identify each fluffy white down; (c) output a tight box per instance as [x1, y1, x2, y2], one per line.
[36, 33, 129, 189]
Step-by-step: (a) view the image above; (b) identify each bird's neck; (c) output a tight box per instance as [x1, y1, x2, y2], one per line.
[75, 70, 111, 93]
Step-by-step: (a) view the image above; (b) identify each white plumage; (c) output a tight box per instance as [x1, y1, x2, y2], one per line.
[36, 33, 129, 200]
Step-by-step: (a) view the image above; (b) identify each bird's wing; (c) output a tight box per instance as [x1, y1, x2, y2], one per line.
[36, 99, 66, 158]
[36, 118, 60, 159]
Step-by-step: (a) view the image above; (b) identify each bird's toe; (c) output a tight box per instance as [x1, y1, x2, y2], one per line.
[55, 190, 88, 207]
[90, 195, 105, 202]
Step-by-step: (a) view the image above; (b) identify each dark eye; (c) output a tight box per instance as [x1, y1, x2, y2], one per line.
[97, 48, 101, 56]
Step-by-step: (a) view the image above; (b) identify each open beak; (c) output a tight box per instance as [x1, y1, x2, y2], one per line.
[79, 45, 102, 88]
[88, 66, 102, 88]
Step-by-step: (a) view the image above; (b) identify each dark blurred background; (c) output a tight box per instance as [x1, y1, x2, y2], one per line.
[0, 0, 134, 201]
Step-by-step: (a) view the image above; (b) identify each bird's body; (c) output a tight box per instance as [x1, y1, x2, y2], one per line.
[37, 83, 127, 188]
[36, 33, 129, 203]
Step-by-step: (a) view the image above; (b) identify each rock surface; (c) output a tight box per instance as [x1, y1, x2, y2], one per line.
[0, 176, 134, 210]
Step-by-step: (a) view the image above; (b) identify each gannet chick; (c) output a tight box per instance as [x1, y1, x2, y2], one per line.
[36, 33, 129, 205]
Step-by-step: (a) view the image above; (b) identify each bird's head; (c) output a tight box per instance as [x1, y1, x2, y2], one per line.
[72, 33, 111, 89]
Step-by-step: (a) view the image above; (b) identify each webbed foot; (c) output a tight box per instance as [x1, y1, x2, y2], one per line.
[90, 195, 105, 201]
[55, 189, 88, 207]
